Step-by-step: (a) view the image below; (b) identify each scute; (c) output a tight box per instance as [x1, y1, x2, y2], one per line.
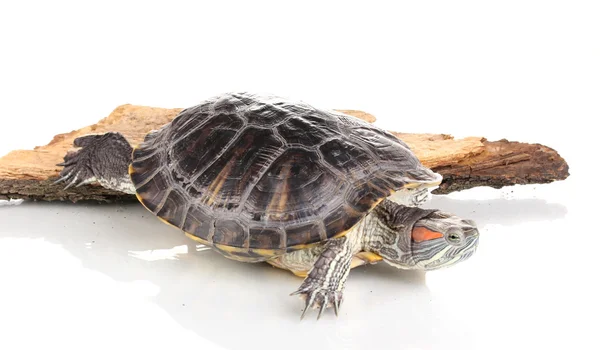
[182, 205, 214, 241]
[213, 219, 247, 247]
[285, 221, 325, 247]
[243, 102, 291, 127]
[170, 112, 244, 179]
[155, 189, 186, 228]
[245, 148, 340, 223]
[319, 138, 378, 176]
[276, 116, 339, 147]
[189, 126, 284, 209]
[346, 180, 391, 213]
[249, 226, 284, 249]
[129, 92, 440, 261]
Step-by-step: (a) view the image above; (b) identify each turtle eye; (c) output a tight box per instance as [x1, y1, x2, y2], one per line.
[447, 230, 463, 244]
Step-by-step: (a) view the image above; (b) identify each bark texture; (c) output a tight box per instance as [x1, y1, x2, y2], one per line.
[0, 105, 569, 202]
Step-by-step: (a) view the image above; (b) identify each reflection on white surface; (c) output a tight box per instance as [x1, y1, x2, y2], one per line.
[0, 178, 597, 350]
[129, 244, 189, 262]
[0, 198, 24, 207]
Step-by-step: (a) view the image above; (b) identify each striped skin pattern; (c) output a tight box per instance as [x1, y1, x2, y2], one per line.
[367, 200, 479, 270]
[273, 199, 479, 318]
[291, 236, 351, 319]
[129, 92, 441, 261]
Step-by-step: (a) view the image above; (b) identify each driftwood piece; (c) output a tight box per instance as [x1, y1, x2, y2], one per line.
[0, 105, 569, 202]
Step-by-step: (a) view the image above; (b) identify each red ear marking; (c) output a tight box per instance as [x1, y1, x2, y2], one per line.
[412, 227, 444, 242]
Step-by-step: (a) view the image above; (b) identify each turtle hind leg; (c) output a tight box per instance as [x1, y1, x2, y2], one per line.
[54, 132, 136, 194]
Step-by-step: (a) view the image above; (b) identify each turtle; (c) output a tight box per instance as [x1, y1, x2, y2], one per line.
[54, 92, 479, 319]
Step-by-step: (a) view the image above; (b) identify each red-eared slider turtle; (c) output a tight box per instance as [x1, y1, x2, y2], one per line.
[54, 92, 479, 319]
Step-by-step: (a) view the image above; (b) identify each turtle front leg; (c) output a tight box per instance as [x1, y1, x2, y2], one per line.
[291, 236, 355, 320]
[389, 186, 433, 207]
[410, 187, 432, 206]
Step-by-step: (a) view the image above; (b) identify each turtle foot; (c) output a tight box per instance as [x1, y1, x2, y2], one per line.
[53, 135, 102, 190]
[289, 236, 352, 320]
[389, 186, 433, 207]
[291, 285, 343, 320]
[53, 132, 135, 194]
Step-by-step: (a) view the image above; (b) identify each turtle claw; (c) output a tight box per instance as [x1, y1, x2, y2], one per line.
[299, 297, 309, 320]
[52, 170, 79, 189]
[293, 286, 343, 320]
[53, 147, 96, 191]
[317, 299, 327, 320]
[62, 176, 79, 190]
[51, 174, 69, 186]
[333, 296, 340, 317]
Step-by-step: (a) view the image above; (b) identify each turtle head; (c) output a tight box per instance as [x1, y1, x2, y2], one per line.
[403, 211, 479, 270]
[371, 201, 479, 271]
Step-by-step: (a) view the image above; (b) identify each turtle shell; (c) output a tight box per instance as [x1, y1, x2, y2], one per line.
[129, 92, 440, 262]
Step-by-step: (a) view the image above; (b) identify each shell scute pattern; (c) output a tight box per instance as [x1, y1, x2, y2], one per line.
[284, 221, 325, 247]
[244, 102, 291, 128]
[213, 219, 247, 247]
[154, 189, 185, 227]
[318, 138, 378, 177]
[184, 206, 213, 235]
[189, 126, 285, 210]
[249, 226, 285, 249]
[345, 180, 390, 213]
[275, 116, 334, 148]
[170, 113, 244, 177]
[244, 148, 337, 222]
[130, 92, 435, 260]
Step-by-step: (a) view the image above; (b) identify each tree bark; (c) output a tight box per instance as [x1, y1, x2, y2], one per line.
[0, 104, 569, 202]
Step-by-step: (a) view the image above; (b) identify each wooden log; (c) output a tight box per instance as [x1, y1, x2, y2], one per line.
[0, 104, 569, 202]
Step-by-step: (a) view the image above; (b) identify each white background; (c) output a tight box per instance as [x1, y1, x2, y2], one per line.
[0, 1, 598, 349]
